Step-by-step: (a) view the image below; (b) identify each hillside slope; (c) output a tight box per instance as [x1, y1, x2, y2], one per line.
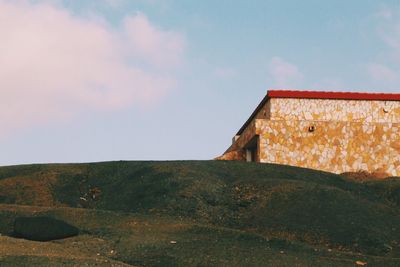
[0, 161, 400, 266]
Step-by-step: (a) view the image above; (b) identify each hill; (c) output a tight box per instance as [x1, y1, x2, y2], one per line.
[0, 160, 400, 266]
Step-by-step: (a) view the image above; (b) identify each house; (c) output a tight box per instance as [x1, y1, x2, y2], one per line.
[219, 90, 400, 177]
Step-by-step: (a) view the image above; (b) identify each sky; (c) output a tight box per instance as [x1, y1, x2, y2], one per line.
[1, 0, 400, 166]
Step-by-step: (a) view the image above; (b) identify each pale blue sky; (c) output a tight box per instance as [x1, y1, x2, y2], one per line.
[1, 0, 400, 165]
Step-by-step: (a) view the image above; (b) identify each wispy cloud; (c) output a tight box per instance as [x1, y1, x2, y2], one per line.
[0, 0, 185, 133]
[103, 0, 127, 8]
[124, 13, 185, 68]
[213, 67, 236, 79]
[268, 57, 303, 88]
[364, 6, 400, 91]
[367, 63, 399, 85]
[375, 6, 393, 20]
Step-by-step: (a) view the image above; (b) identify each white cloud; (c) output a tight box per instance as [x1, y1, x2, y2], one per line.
[367, 63, 399, 85]
[364, 7, 400, 91]
[268, 57, 304, 88]
[124, 13, 185, 68]
[0, 0, 185, 133]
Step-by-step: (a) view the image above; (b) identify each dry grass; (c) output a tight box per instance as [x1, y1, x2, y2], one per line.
[1, 161, 400, 266]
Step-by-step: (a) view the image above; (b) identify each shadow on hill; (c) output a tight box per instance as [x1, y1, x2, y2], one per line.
[0, 160, 399, 256]
[13, 216, 79, 241]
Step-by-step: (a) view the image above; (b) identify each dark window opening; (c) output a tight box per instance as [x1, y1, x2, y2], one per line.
[244, 135, 259, 162]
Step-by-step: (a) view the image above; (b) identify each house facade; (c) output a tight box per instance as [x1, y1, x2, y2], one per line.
[220, 90, 400, 177]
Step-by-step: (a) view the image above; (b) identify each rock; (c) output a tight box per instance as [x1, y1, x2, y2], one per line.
[13, 216, 79, 241]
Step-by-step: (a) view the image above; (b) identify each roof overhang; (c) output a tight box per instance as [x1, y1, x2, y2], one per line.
[268, 90, 400, 101]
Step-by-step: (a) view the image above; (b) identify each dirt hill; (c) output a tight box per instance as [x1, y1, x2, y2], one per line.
[0, 161, 400, 266]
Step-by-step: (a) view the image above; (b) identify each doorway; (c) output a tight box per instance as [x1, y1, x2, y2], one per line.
[244, 135, 259, 162]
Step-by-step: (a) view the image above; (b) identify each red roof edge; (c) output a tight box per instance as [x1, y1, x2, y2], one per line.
[267, 90, 400, 101]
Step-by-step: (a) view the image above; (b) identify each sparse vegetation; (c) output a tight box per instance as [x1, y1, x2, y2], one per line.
[0, 160, 399, 266]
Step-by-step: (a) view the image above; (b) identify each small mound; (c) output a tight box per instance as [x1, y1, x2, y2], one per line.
[341, 171, 389, 182]
[13, 216, 79, 241]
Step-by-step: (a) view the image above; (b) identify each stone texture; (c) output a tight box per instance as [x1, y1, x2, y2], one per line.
[223, 97, 400, 177]
[270, 98, 400, 123]
[257, 119, 400, 176]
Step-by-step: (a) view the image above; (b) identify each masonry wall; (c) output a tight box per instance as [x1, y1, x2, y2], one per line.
[270, 98, 400, 122]
[255, 99, 271, 120]
[256, 119, 400, 176]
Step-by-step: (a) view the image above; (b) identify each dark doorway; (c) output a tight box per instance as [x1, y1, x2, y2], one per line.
[244, 135, 259, 162]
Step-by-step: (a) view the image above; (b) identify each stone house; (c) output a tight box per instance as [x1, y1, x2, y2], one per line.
[220, 90, 400, 176]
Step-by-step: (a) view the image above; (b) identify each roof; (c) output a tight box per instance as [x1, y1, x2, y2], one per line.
[267, 90, 400, 101]
[236, 90, 400, 135]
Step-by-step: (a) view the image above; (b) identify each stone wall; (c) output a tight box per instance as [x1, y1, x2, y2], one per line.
[257, 119, 400, 176]
[270, 98, 400, 123]
[255, 99, 271, 120]
[223, 97, 400, 176]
